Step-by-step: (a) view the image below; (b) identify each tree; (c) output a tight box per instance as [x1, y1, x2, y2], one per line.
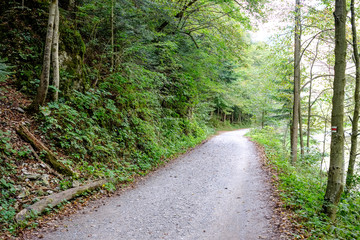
[52, 2, 60, 101]
[346, 0, 360, 192]
[322, 0, 347, 221]
[30, 0, 59, 111]
[291, 0, 301, 164]
[306, 40, 320, 152]
[110, 0, 114, 71]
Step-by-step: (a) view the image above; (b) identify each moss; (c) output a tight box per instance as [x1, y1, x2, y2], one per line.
[45, 152, 75, 177]
[60, 26, 86, 58]
[57, 18, 91, 96]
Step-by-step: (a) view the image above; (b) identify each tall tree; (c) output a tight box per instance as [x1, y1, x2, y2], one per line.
[30, 0, 58, 111]
[299, 105, 304, 156]
[291, 0, 301, 164]
[52, 3, 60, 101]
[306, 40, 320, 152]
[346, 0, 360, 192]
[322, 0, 347, 221]
[110, 0, 114, 71]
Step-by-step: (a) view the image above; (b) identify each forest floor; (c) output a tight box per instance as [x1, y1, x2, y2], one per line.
[22, 130, 296, 240]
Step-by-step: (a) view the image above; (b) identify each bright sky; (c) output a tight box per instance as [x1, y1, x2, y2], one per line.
[250, 0, 328, 42]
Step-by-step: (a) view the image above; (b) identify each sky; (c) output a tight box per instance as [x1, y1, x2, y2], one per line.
[250, 0, 328, 42]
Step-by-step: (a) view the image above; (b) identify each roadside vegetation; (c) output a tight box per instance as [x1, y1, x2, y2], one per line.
[249, 127, 360, 239]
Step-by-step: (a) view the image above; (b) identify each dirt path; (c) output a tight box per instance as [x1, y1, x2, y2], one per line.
[28, 129, 280, 240]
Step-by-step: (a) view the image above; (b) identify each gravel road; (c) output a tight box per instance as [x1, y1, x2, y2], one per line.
[29, 129, 279, 240]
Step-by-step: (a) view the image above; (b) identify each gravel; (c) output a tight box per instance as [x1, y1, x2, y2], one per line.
[29, 129, 280, 240]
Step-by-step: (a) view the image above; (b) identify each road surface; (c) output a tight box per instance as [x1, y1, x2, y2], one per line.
[29, 129, 279, 240]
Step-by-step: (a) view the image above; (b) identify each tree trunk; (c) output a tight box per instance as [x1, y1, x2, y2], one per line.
[284, 120, 290, 149]
[15, 179, 109, 221]
[16, 125, 75, 177]
[291, 0, 301, 164]
[307, 41, 320, 152]
[299, 103, 304, 157]
[346, 0, 360, 192]
[322, 0, 347, 221]
[30, 0, 57, 111]
[52, 3, 60, 101]
[110, 0, 114, 71]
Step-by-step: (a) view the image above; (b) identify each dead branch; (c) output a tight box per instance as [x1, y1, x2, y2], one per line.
[15, 179, 109, 221]
[16, 124, 75, 177]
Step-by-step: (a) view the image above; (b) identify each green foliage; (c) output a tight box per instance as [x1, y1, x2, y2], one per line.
[37, 62, 212, 181]
[0, 58, 10, 83]
[0, 131, 23, 234]
[0, 3, 45, 93]
[248, 127, 360, 239]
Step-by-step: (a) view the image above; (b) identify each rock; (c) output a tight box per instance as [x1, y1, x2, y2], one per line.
[41, 175, 50, 187]
[17, 189, 30, 199]
[72, 180, 80, 188]
[26, 174, 42, 180]
[21, 168, 30, 175]
[11, 107, 25, 113]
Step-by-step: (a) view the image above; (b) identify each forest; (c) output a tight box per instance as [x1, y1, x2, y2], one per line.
[0, 0, 360, 239]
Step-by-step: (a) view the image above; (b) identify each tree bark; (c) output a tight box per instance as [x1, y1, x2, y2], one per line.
[299, 103, 304, 157]
[15, 179, 109, 221]
[52, 3, 60, 101]
[307, 40, 320, 152]
[16, 125, 75, 177]
[110, 0, 114, 71]
[322, 0, 347, 221]
[291, 0, 301, 164]
[30, 0, 57, 111]
[346, 0, 360, 192]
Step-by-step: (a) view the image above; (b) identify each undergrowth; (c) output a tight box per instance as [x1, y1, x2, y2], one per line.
[0, 130, 34, 235]
[248, 127, 360, 240]
[36, 65, 213, 182]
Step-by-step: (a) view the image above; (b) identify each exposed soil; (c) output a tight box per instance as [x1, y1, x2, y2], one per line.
[24, 130, 293, 240]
